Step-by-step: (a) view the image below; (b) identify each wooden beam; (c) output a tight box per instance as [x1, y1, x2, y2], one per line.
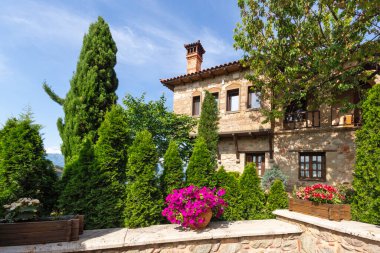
[232, 134, 240, 163]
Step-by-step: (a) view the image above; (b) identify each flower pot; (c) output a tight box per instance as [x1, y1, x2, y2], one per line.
[189, 208, 212, 230]
[289, 198, 351, 221]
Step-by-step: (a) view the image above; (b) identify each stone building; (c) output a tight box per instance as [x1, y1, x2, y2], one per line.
[160, 41, 365, 187]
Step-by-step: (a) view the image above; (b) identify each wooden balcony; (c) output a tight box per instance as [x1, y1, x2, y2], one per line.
[283, 110, 320, 130]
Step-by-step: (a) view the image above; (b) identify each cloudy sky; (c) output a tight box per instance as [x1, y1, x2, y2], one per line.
[0, 0, 242, 153]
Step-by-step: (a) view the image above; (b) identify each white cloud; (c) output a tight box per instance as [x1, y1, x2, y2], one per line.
[0, 2, 91, 47]
[45, 146, 62, 154]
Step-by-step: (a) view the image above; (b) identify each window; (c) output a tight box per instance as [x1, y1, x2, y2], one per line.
[299, 153, 326, 181]
[246, 153, 265, 176]
[212, 92, 219, 105]
[285, 99, 307, 123]
[192, 96, 200, 116]
[247, 87, 260, 109]
[227, 89, 239, 111]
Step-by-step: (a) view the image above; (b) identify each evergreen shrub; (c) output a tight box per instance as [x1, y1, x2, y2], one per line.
[161, 140, 184, 197]
[352, 83, 380, 225]
[266, 179, 288, 213]
[261, 164, 287, 191]
[239, 163, 266, 219]
[123, 130, 163, 228]
[186, 137, 215, 187]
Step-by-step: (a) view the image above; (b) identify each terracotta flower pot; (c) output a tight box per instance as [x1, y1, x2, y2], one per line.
[189, 208, 212, 230]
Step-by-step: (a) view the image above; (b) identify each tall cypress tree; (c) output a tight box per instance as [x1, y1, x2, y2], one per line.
[186, 137, 215, 187]
[124, 130, 163, 228]
[87, 105, 130, 228]
[0, 113, 58, 216]
[352, 83, 380, 225]
[161, 140, 184, 196]
[43, 16, 118, 164]
[198, 91, 219, 163]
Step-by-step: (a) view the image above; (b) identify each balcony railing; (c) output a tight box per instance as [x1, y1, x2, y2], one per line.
[283, 110, 320, 130]
[331, 110, 362, 127]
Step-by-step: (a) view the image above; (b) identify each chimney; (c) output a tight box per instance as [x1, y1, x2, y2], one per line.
[184, 40, 205, 74]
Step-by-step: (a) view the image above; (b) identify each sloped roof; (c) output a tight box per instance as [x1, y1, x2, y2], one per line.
[160, 60, 246, 91]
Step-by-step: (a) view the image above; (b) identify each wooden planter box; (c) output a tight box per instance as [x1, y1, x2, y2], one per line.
[289, 198, 351, 221]
[0, 218, 81, 246]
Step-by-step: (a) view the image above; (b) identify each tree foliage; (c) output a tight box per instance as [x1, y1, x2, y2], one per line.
[198, 91, 219, 163]
[234, 0, 379, 120]
[352, 83, 380, 225]
[43, 16, 118, 163]
[124, 130, 163, 228]
[0, 113, 58, 216]
[87, 105, 130, 228]
[239, 162, 265, 219]
[261, 164, 288, 191]
[58, 139, 95, 222]
[161, 140, 184, 197]
[186, 137, 216, 187]
[123, 94, 196, 162]
[266, 179, 289, 213]
[215, 167, 243, 221]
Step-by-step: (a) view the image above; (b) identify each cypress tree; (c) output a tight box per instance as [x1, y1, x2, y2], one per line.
[43, 16, 118, 164]
[215, 167, 243, 221]
[161, 140, 184, 196]
[266, 179, 288, 213]
[198, 91, 219, 163]
[352, 83, 380, 224]
[124, 130, 163, 228]
[87, 105, 130, 228]
[0, 113, 58, 216]
[239, 162, 265, 219]
[186, 137, 215, 187]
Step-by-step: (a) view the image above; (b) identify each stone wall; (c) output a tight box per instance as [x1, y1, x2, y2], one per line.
[274, 128, 356, 187]
[172, 71, 271, 133]
[274, 210, 380, 253]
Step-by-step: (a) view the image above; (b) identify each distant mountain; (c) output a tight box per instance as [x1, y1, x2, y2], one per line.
[47, 153, 65, 167]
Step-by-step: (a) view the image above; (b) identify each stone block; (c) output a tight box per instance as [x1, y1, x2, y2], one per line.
[217, 243, 241, 253]
[189, 244, 212, 253]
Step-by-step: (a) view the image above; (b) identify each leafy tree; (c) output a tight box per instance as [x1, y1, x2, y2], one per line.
[239, 162, 265, 219]
[123, 94, 196, 162]
[352, 83, 380, 225]
[43, 16, 118, 163]
[266, 179, 289, 213]
[0, 113, 58, 216]
[186, 137, 216, 187]
[261, 164, 288, 191]
[215, 167, 243, 221]
[161, 140, 184, 197]
[198, 91, 219, 163]
[87, 105, 130, 228]
[234, 0, 379, 120]
[124, 130, 163, 228]
[58, 139, 95, 221]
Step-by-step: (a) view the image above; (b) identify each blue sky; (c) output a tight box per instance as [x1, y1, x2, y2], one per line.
[0, 0, 242, 153]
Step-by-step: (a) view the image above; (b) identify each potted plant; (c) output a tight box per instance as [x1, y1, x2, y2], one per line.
[0, 198, 83, 246]
[289, 184, 351, 221]
[162, 185, 227, 229]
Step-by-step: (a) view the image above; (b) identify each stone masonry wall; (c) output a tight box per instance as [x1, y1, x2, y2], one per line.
[173, 71, 271, 133]
[93, 235, 300, 253]
[274, 128, 356, 187]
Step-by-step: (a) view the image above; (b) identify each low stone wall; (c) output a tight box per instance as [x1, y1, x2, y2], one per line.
[0, 220, 302, 253]
[274, 209, 380, 253]
[2, 211, 380, 253]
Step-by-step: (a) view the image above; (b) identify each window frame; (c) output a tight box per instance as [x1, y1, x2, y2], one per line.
[245, 153, 265, 177]
[192, 95, 201, 116]
[247, 86, 261, 109]
[226, 89, 240, 112]
[212, 92, 219, 107]
[299, 152, 326, 181]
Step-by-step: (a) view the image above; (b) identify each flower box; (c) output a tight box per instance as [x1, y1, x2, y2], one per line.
[0, 218, 81, 246]
[289, 198, 351, 221]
